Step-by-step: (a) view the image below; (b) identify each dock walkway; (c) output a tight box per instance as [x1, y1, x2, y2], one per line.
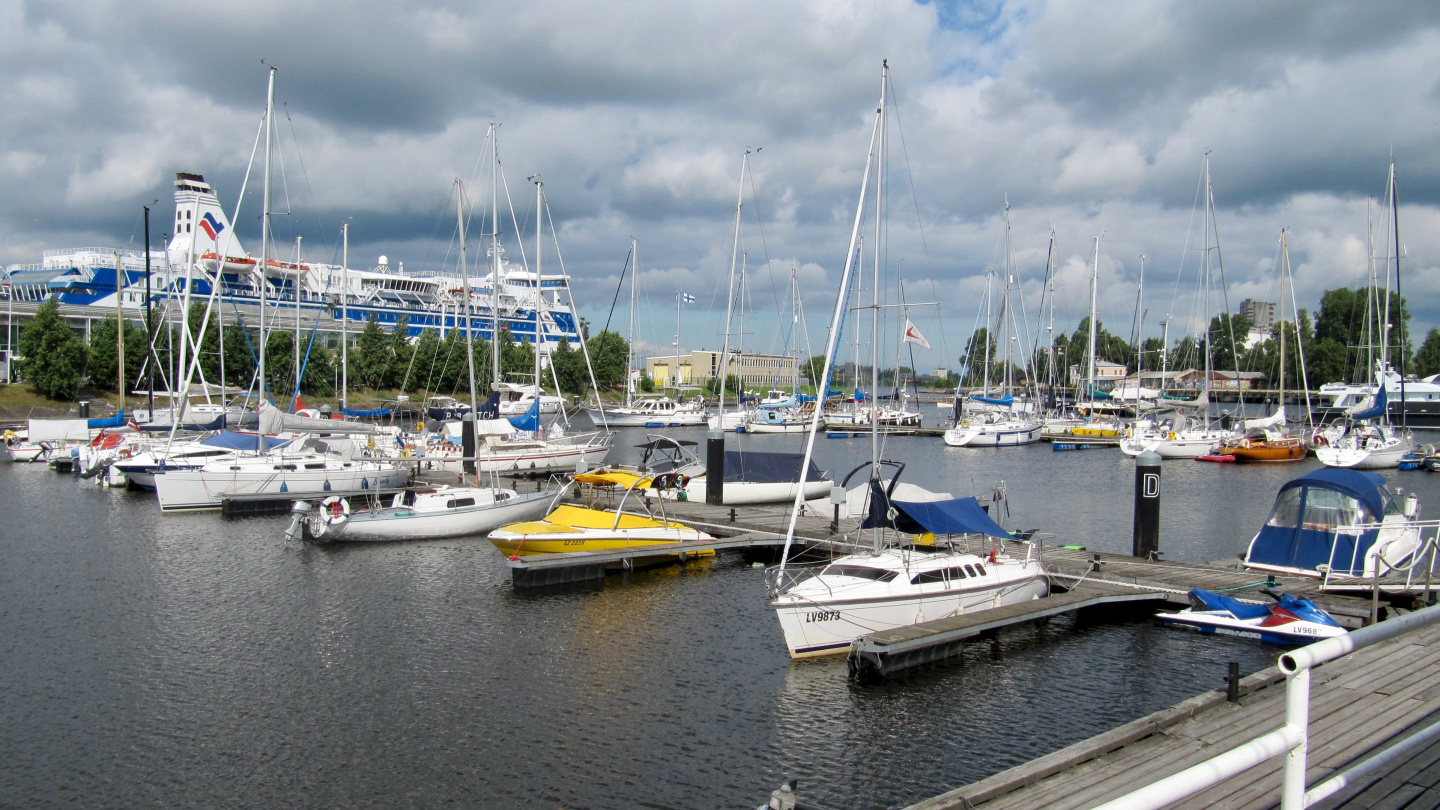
[904, 620, 1440, 810]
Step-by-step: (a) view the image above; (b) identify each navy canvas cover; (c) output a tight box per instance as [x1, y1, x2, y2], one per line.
[888, 497, 1012, 539]
[199, 432, 290, 451]
[507, 398, 541, 432]
[721, 450, 824, 484]
[1246, 468, 1389, 574]
[342, 407, 392, 418]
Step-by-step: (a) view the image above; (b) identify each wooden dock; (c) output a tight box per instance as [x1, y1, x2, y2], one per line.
[903, 617, 1440, 810]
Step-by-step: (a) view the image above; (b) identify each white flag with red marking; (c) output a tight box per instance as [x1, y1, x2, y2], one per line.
[903, 318, 931, 350]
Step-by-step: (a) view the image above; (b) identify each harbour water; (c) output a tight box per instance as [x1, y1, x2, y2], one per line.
[4, 421, 1439, 809]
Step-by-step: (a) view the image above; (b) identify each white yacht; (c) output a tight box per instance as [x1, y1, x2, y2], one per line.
[153, 438, 411, 512]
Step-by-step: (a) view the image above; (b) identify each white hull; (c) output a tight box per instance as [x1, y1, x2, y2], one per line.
[1121, 435, 1225, 458]
[5, 445, 45, 462]
[707, 411, 749, 431]
[155, 465, 410, 512]
[585, 408, 707, 427]
[943, 424, 1043, 447]
[743, 421, 810, 434]
[423, 440, 611, 474]
[1316, 440, 1413, 470]
[322, 490, 554, 541]
[774, 567, 1048, 658]
[672, 478, 831, 505]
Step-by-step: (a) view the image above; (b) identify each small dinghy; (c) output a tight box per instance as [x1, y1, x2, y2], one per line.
[1157, 588, 1347, 645]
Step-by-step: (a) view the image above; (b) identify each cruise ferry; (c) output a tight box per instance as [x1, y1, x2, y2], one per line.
[2, 173, 581, 350]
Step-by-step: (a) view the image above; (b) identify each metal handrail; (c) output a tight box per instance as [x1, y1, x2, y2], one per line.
[1093, 602, 1440, 810]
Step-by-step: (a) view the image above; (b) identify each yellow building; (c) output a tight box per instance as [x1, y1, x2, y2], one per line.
[647, 350, 800, 389]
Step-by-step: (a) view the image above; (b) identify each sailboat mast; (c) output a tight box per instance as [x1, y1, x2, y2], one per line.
[144, 204, 154, 419]
[1002, 199, 1013, 393]
[982, 268, 993, 396]
[778, 61, 884, 572]
[870, 61, 887, 521]
[1136, 254, 1146, 384]
[458, 180, 478, 419]
[1044, 227, 1056, 405]
[1392, 160, 1406, 427]
[1087, 236, 1100, 403]
[491, 123, 502, 389]
[534, 178, 543, 405]
[340, 222, 348, 412]
[673, 291, 682, 389]
[115, 252, 124, 410]
[257, 65, 274, 452]
[627, 238, 637, 407]
[293, 236, 301, 404]
[1278, 229, 1287, 419]
[718, 150, 748, 422]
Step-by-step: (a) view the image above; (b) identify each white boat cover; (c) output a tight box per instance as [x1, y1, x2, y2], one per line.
[27, 418, 90, 442]
[442, 419, 519, 439]
[1243, 407, 1286, 430]
[257, 401, 377, 435]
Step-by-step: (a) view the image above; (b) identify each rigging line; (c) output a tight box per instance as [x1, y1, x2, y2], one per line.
[281, 100, 329, 249]
[885, 72, 949, 370]
[600, 246, 632, 338]
[498, 161, 530, 273]
[740, 160, 784, 323]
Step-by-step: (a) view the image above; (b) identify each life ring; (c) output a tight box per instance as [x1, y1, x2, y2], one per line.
[118, 448, 132, 459]
[320, 496, 351, 527]
[1312, 433, 1328, 447]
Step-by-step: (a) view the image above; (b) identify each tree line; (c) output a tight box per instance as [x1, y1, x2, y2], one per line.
[12, 299, 631, 403]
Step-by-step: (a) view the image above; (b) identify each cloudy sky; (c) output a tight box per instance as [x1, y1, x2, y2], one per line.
[4, 0, 1439, 370]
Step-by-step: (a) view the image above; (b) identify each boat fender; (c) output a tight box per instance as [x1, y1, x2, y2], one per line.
[320, 496, 351, 527]
[1169, 431, 1177, 441]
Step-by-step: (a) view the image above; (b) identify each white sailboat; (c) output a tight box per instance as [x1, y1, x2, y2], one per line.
[1317, 162, 1415, 470]
[766, 62, 1046, 659]
[945, 205, 1042, 447]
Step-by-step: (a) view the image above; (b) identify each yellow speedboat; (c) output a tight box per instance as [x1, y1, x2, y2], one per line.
[488, 470, 714, 558]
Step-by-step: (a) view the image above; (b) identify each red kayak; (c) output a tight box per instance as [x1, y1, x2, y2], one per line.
[1197, 454, 1237, 463]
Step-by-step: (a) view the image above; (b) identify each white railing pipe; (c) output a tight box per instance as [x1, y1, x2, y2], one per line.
[1091, 725, 1304, 810]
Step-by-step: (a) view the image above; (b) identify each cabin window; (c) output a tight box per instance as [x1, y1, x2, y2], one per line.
[304, 463, 326, 470]
[1302, 488, 1373, 531]
[823, 565, 897, 582]
[1266, 488, 1305, 529]
[972, 564, 985, 576]
[911, 569, 947, 584]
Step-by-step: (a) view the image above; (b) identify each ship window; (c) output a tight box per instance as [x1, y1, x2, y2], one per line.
[822, 565, 897, 582]
[447, 497, 475, 508]
[1266, 487, 1304, 529]
[911, 569, 947, 584]
[964, 565, 979, 577]
[304, 463, 326, 470]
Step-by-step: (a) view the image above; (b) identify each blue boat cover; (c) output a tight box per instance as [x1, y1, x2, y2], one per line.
[889, 497, 1012, 539]
[970, 393, 1013, 407]
[507, 398, 541, 432]
[135, 414, 227, 433]
[722, 450, 824, 484]
[88, 410, 126, 428]
[199, 432, 289, 451]
[853, 389, 868, 402]
[1246, 468, 1390, 575]
[795, 393, 816, 402]
[1348, 386, 1387, 421]
[342, 407, 392, 418]
[757, 397, 797, 410]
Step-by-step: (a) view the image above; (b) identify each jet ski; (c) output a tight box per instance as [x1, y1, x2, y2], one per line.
[1157, 588, 1347, 645]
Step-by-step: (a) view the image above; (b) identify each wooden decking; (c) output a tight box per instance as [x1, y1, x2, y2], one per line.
[904, 620, 1440, 810]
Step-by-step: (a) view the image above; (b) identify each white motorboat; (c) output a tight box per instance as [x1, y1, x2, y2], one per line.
[494, 382, 565, 416]
[630, 436, 833, 505]
[113, 432, 292, 489]
[586, 395, 708, 427]
[1315, 422, 1414, 470]
[298, 484, 555, 542]
[943, 412, 1043, 447]
[153, 439, 411, 512]
[1119, 412, 1235, 458]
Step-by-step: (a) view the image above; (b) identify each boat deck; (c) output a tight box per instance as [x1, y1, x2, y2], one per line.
[904, 619, 1440, 810]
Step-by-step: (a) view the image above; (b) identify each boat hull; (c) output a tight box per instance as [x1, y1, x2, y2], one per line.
[773, 570, 1048, 659]
[671, 478, 831, 505]
[1157, 610, 1346, 645]
[584, 408, 707, 427]
[154, 465, 410, 512]
[320, 490, 554, 542]
[488, 527, 713, 556]
[943, 424, 1042, 447]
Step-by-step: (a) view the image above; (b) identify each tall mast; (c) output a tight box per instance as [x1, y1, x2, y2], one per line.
[1135, 254, 1146, 385]
[534, 178, 544, 405]
[717, 150, 748, 423]
[457, 179, 478, 419]
[673, 290, 682, 389]
[293, 235, 302, 405]
[144, 205, 154, 418]
[1044, 227, 1056, 406]
[1002, 198, 1013, 393]
[340, 222, 348, 411]
[1392, 160, 1406, 428]
[870, 60, 887, 517]
[1087, 236, 1100, 403]
[982, 268, 993, 395]
[1278, 229, 1288, 421]
[115, 252, 125, 410]
[490, 124, 502, 389]
[1202, 154, 1214, 402]
[778, 60, 883, 572]
[627, 237, 637, 407]
[257, 65, 275, 453]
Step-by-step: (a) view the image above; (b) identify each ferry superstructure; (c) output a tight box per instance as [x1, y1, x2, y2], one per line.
[1, 173, 581, 350]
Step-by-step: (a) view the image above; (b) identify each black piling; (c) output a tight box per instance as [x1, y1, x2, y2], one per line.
[706, 429, 724, 505]
[1133, 449, 1161, 559]
[461, 414, 476, 475]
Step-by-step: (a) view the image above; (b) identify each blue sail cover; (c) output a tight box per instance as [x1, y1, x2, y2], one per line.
[507, 398, 541, 432]
[199, 432, 290, 451]
[88, 410, 126, 428]
[1347, 386, 1387, 420]
[135, 414, 227, 433]
[890, 497, 1012, 539]
[721, 450, 825, 484]
[970, 393, 1013, 407]
[1246, 468, 1390, 575]
[342, 407, 392, 418]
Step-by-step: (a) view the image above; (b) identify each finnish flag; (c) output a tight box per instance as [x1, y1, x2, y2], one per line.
[681, 292, 696, 303]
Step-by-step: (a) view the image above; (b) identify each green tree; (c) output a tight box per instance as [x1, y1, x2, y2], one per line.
[550, 338, 590, 395]
[17, 300, 88, 400]
[264, 330, 295, 401]
[960, 327, 996, 387]
[86, 315, 147, 395]
[585, 330, 629, 390]
[406, 328, 443, 394]
[500, 328, 534, 379]
[1415, 329, 1440, 378]
[704, 374, 740, 398]
[1205, 312, 1252, 372]
[638, 371, 654, 393]
[386, 315, 414, 390]
[1314, 286, 1411, 378]
[804, 355, 827, 385]
[350, 316, 390, 390]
